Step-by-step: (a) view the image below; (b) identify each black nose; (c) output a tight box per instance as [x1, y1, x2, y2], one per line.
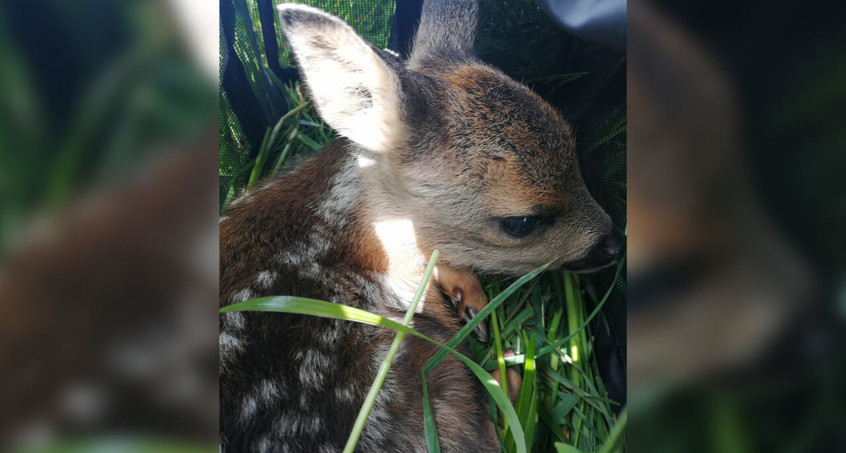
[597, 228, 625, 262]
[562, 227, 626, 272]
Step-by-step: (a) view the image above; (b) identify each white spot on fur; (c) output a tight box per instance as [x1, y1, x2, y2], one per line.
[275, 413, 301, 437]
[219, 333, 244, 359]
[276, 250, 303, 267]
[295, 348, 332, 389]
[306, 415, 322, 433]
[222, 312, 246, 331]
[230, 288, 254, 303]
[240, 395, 258, 422]
[317, 319, 342, 345]
[371, 218, 433, 312]
[254, 436, 272, 453]
[219, 216, 229, 223]
[314, 156, 360, 226]
[308, 225, 333, 254]
[299, 262, 323, 281]
[360, 406, 388, 445]
[335, 385, 355, 403]
[259, 379, 280, 401]
[255, 270, 278, 289]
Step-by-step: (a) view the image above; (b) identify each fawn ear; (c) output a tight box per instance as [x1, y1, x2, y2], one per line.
[277, 4, 406, 153]
[409, 0, 479, 67]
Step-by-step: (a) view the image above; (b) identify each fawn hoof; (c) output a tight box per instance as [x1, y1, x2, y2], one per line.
[450, 287, 489, 342]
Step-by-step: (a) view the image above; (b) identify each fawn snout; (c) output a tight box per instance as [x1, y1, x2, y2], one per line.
[561, 227, 626, 272]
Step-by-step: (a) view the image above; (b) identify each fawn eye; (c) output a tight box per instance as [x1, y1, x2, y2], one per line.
[499, 216, 551, 238]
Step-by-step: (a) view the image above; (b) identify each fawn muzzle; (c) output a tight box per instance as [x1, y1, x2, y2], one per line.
[562, 227, 626, 272]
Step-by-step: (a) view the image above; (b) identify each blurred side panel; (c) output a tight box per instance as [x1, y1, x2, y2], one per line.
[0, 0, 218, 450]
[628, 0, 845, 451]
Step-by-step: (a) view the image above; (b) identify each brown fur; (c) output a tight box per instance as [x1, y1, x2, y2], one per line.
[220, 2, 623, 452]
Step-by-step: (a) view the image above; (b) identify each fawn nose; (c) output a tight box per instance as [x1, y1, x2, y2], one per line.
[596, 229, 625, 262]
[562, 228, 625, 272]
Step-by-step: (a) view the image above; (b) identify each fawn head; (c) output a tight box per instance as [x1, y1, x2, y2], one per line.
[277, 1, 623, 274]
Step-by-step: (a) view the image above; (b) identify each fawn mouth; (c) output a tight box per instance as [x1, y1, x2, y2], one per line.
[560, 229, 626, 273]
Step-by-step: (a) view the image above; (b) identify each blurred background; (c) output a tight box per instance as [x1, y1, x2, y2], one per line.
[0, 0, 219, 451]
[628, 0, 845, 451]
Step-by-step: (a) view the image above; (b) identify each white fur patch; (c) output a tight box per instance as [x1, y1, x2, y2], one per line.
[219, 332, 245, 357]
[229, 288, 254, 303]
[240, 395, 258, 422]
[304, 415, 323, 434]
[255, 270, 279, 289]
[276, 250, 303, 267]
[259, 379, 280, 401]
[307, 224, 334, 253]
[319, 321, 340, 345]
[314, 157, 360, 226]
[222, 312, 246, 331]
[335, 384, 355, 403]
[295, 348, 332, 390]
[275, 412, 301, 437]
[254, 436, 272, 453]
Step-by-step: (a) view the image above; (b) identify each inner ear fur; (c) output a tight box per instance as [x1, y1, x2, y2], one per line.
[277, 3, 407, 153]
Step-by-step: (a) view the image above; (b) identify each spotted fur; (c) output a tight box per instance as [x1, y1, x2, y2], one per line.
[220, 1, 623, 452]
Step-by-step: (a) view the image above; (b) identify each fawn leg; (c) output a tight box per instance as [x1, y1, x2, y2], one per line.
[436, 264, 489, 341]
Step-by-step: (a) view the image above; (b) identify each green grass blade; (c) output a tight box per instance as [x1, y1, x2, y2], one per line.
[296, 132, 323, 150]
[517, 333, 538, 451]
[550, 394, 578, 421]
[554, 442, 586, 453]
[422, 376, 441, 453]
[536, 257, 625, 358]
[246, 127, 272, 188]
[597, 408, 627, 453]
[342, 250, 440, 453]
[537, 411, 567, 443]
[491, 308, 509, 416]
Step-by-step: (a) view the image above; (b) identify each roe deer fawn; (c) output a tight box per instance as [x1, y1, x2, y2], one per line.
[220, 1, 624, 451]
